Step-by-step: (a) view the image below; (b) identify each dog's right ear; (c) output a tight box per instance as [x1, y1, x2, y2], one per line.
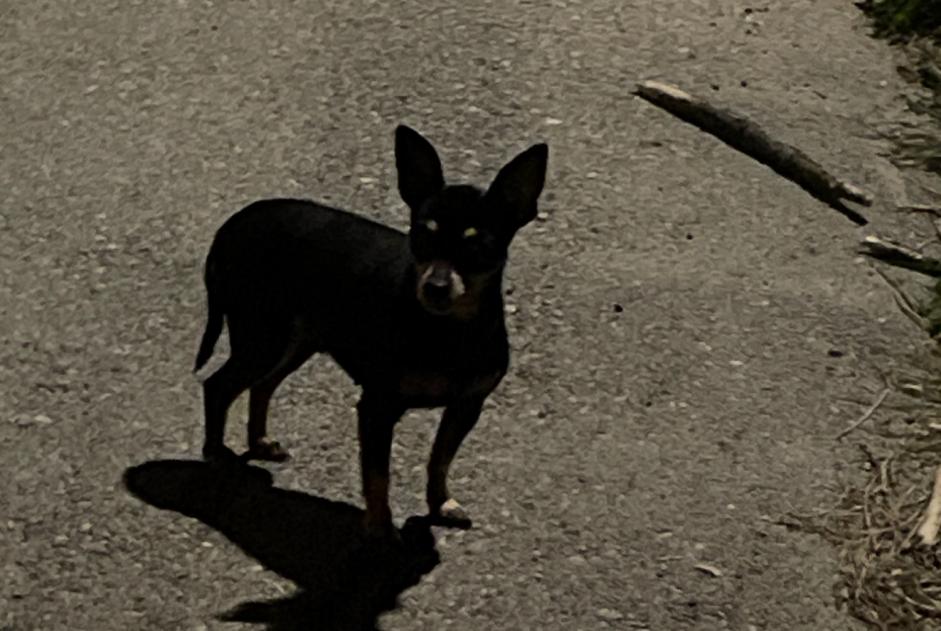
[395, 125, 444, 213]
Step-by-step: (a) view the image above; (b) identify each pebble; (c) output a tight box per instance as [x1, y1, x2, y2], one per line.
[597, 608, 624, 621]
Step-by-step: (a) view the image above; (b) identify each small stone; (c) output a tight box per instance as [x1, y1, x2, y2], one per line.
[79, 522, 92, 533]
[544, 117, 563, 126]
[34, 414, 54, 425]
[597, 608, 624, 621]
[84, 540, 108, 554]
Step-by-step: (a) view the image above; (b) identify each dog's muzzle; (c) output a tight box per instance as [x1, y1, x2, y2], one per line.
[417, 262, 466, 314]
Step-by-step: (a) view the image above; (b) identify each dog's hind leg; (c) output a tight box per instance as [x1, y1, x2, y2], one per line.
[201, 313, 295, 463]
[246, 334, 318, 462]
[202, 356, 263, 462]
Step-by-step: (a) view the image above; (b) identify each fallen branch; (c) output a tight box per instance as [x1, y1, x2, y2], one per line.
[859, 235, 941, 277]
[835, 387, 891, 440]
[634, 80, 872, 226]
[917, 466, 941, 546]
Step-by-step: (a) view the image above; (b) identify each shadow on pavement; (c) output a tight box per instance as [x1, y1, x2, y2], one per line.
[123, 460, 440, 631]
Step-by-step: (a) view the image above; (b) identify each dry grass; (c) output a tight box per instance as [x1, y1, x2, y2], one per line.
[795, 364, 941, 629]
[815, 7, 941, 627]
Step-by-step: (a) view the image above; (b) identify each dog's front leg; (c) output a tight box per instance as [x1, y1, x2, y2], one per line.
[426, 396, 485, 528]
[357, 392, 405, 540]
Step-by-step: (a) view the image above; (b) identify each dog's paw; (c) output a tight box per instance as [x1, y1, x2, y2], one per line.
[246, 438, 291, 463]
[428, 498, 472, 529]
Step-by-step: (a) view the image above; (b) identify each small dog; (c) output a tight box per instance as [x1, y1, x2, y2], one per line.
[194, 125, 548, 538]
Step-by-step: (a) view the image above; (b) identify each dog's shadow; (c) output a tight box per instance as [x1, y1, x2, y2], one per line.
[123, 460, 440, 631]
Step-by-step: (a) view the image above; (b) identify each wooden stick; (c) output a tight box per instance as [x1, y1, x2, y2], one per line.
[917, 465, 941, 546]
[834, 387, 890, 440]
[859, 235, 941, 277]
[634, 80, 871, 226]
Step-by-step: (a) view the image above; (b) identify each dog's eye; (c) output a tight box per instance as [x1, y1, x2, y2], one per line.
[425, 220, 439, 232]
[463, 227, 478, 238]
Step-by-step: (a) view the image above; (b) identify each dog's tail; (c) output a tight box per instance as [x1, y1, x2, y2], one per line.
[194, 253, 224, 373]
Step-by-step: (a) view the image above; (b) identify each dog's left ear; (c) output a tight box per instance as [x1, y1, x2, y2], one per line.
[485, 143, 548, 230]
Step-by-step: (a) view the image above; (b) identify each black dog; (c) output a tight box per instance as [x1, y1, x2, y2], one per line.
[193, 125, 548, 538]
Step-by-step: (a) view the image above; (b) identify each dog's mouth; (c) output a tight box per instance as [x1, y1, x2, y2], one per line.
[419, 298, 454, 316]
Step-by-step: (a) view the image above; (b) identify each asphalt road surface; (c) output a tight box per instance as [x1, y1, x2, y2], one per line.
[2, 1, 931, 629]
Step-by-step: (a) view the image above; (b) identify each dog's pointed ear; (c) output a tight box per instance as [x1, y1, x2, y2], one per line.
[485, 143, 548, 229]
[395, 125, 444, 212]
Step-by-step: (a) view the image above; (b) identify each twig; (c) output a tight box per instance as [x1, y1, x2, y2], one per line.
[835, 387, 891, 440]
[869, 264, 931, 332]
[860, 235, 941, 278]
[876, 457, 893, 494]
[693, 563, 723, 577]
[900, 204, 941, 217]
[633, 80, 871, 225]
[917, 466, 941, 546]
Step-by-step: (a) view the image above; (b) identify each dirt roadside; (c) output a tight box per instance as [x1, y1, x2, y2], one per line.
[806, 11, 941, 629]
